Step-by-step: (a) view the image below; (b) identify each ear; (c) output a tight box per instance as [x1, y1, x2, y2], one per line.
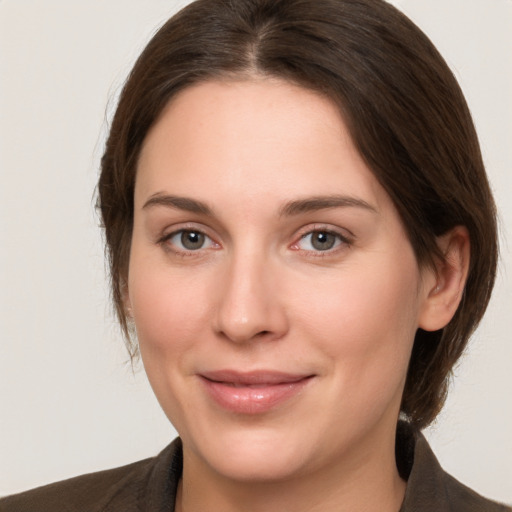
[418, 226, 470, 332]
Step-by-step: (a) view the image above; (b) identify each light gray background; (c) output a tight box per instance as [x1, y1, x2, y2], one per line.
[1, 0, 511, 503]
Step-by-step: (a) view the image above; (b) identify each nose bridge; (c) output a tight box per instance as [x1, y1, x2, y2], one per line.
[214, 244, 287, 343]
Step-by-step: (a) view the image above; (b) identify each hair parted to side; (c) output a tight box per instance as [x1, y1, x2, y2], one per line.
[98, 0, 498, 430]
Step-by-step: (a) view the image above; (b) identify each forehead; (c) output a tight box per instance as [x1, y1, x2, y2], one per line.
[135, 79, 391, 214]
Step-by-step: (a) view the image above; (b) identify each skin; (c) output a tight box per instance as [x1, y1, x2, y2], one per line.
[127, 79, 469, 512]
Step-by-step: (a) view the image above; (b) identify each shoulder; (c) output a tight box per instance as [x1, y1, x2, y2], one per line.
[441, 470, 511, 512]
[0, 458, 153, 512]
[0, 439, 182, 512]
[398, 424, 511, 512]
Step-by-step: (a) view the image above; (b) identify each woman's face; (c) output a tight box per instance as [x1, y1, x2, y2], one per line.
[128, 79, 435, 482]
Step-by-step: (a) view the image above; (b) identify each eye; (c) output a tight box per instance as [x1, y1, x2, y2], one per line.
[164, 229, 217, 252]
[295, 230, 348, 252]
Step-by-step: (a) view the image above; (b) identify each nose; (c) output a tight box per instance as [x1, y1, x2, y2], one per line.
[213, 251, 289, 344]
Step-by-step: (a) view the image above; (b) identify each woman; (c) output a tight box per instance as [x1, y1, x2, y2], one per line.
[1, 0, 509, 510]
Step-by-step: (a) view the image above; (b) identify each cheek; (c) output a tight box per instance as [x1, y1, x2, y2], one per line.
[297, 255, 420, 390]
[128, 259, 212, 359]
[127, 258, 216, 430]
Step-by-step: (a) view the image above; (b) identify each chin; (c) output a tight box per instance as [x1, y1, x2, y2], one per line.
[184, 422, 317, 482]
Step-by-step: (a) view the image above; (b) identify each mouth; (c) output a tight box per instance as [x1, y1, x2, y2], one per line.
[198, 370, 315, 414]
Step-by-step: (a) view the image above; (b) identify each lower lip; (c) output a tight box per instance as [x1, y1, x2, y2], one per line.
[199, 376, 313, 414]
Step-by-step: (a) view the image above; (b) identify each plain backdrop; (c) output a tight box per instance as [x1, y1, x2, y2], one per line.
[1, 0, 511, 503]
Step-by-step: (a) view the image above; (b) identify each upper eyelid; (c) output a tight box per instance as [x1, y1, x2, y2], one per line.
[294, 223, 354, 241]
[300, 231, 350, 244]
[160, 223, 215, 240]
[155, 217, 233, 245]
[163, 228, 211, 240]
[297, 231, 350, 245]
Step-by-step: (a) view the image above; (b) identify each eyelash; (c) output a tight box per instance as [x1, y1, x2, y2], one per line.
[291, 226, 353, 256]
[158, 228, 219, 257]
[158, 225, 353, 257]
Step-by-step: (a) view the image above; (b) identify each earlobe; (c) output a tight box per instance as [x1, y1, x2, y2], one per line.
[418, 226, 470, 332]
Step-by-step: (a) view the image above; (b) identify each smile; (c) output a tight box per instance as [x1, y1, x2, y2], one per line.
[198, 370, 315, 414]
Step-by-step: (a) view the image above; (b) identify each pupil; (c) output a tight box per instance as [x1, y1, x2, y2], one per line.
[312, 232, 335, 251]
[181, 231, 204, 250]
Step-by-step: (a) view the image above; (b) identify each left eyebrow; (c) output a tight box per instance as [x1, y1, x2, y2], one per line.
[142, 194, 213, 215]
[279, 195, 377, 217]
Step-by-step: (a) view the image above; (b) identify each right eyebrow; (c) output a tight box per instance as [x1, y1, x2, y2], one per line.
[142, 194, 212, 215]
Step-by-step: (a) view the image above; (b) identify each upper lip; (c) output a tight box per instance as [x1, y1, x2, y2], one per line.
[199, 370, 314, 385]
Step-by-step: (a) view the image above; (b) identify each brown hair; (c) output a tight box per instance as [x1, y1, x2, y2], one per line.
[98, 0, 498, 430]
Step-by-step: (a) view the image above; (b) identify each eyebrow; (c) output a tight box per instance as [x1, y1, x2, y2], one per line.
[142, 193, 377, 217]
[279, 195, 377, 217]
[142, 194, 212, 215]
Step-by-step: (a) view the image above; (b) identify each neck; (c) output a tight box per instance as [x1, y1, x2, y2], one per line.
[175, 429, 406, 512]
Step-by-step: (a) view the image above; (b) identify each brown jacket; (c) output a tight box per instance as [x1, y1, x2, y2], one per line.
[1, 427, 510, 511]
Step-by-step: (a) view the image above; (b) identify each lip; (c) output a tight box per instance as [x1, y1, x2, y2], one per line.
[198, 370, 314, 414]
